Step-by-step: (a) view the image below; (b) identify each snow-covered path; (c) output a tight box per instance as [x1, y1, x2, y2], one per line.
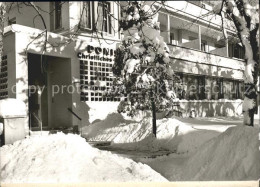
[89, 141, 174, 160]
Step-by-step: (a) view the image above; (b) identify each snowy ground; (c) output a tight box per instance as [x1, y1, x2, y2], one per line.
[0, 133, 167, 183]
[1, 114, 259, 182]
[83, 113, 260, 181]
[82, 114, 241, 153]
[139, 126, 260, 181]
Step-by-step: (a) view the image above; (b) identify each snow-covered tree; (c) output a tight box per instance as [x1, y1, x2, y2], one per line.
[111, 1, 179, 137]
[214, 0, 259, 126]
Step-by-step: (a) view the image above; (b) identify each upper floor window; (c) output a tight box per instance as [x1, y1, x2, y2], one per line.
[233, 43, 245, 59]
[51, 2, 62, 31]
[80, 2, 114, 35]
[8, 17, 16, 25]
[201, 40, 207, 52]
[170, 33, 175, 44]
[80, 1, 93, 29]
[96, 2, 112, 34]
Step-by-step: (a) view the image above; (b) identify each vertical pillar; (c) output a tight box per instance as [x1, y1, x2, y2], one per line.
[198, 25, 201, 51]
[167, 14, 170, 44]
[225, 38, 229, 57]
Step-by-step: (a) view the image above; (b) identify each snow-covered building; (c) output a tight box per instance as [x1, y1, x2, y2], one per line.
[1, 1, 249, 134]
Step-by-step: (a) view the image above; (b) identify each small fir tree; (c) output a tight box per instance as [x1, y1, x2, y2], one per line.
[111, 1, 179, 137]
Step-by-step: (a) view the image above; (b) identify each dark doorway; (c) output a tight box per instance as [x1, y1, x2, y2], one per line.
[28, 54, 72, 130]
[28, 54, 48, 129]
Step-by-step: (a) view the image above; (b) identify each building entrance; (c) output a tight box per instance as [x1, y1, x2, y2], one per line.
[28, 54, 72, 130]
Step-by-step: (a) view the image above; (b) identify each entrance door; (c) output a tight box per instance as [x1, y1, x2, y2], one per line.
[28, 54, 72, 130]
[48, 57, 72, 129]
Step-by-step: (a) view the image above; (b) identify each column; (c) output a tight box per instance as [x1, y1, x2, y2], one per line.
[225, 38, 229, 57]
[167, 14, 170, 43]
[198, 25, 201, 51]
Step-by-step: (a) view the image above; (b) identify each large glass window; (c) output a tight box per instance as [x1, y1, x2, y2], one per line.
[8, 17, 16, 25]
[175, 73, 244, 101]
[158, 13, 168, 43]
[223, 80, 232, 99]
[54, 2, 62, 29]
[234, 44, 245, 59]
[198, 75, 206, 99]
[50, 2, 62, 30]
[80, 1, 93, 29]
[96, 2, 112, 34]
[201, 40, 207, 52]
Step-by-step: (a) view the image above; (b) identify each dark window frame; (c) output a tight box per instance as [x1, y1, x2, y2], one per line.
[80, 1, 93, 30]
[54, 2, 62, 30]
[95, 1, 112, 34]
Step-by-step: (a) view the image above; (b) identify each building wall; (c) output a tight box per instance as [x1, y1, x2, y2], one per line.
[3, 32, 16, 99]
[4, 24, 120, 134]
[2, 1, 248, 133]
[4, 24, 246, 131]
[7, 3, 52, 31]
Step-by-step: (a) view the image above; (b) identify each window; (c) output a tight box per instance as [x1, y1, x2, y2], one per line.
[205, 77, 212, 99]
[96, 2, 112, 34]
[217, 78, 224, 99]
[80, 60, 119, 102]
[183, 74, 198, 100]
[198, 75, 206, 99]
[201, 40, 207, 52]
[51, 2, 62, 30]
[80, 1, 93, 29]
[158, 13, 168, 43]
[233, 43, 245, 59]
[170, 32, 178, 45]
[0, 55, 8, 100]
[8, 18, 16, 25]
[175, 73, 244, 101]
[223, 80, 232, 99]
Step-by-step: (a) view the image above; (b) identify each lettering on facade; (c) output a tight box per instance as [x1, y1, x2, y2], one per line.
[77, 45, 116, 62]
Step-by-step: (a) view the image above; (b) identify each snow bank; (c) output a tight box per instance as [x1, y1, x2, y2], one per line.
[82, 113, 136, 140]
[0, 133, 167, 183]
[87, 102, 119, 123]
[111, 118, 220, 153]
[179, 126, 260, 181]
[83, 114, 221, 153]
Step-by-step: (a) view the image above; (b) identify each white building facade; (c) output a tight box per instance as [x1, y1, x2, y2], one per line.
[1, 1, 247, 134]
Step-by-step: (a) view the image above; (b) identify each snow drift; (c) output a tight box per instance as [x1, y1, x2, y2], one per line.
[0, 133, 167, 183]
[179, 126, 260, 181]
[83, 113, 221, 153]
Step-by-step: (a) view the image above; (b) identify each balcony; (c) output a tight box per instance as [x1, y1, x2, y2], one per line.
[168, 44, 245, 80]
[162, 1, 235, 33]
[158, 1, 244, 62]
[158, 10, 244, 60]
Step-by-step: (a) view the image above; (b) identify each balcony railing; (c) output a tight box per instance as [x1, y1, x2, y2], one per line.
[168, 44, 245, 71]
